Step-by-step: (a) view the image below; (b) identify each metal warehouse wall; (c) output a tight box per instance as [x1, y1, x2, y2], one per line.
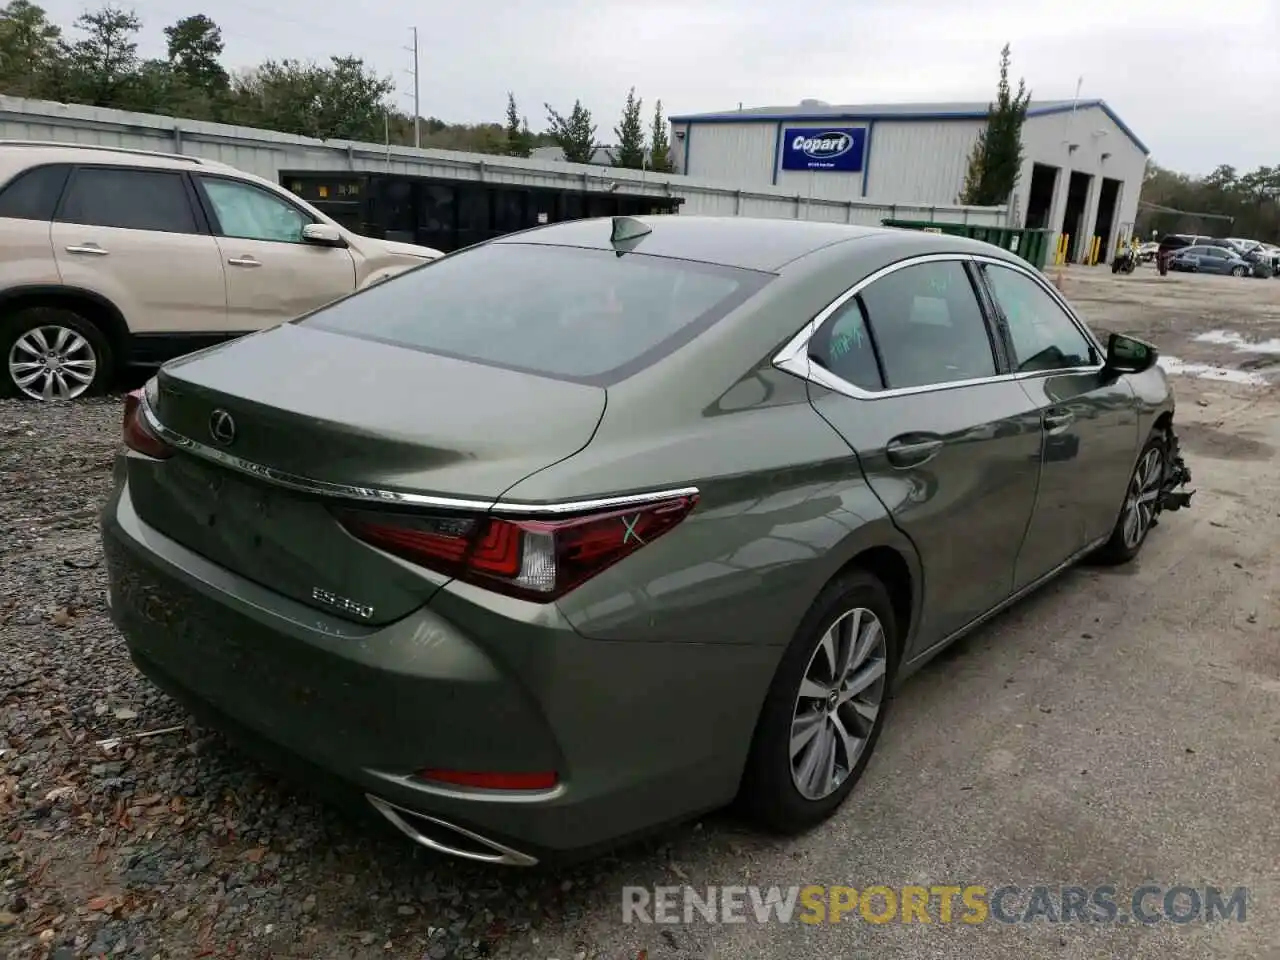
[1016, 104, 1146, 257]
[0, 96, 1007, 229]
[674, 116, 994, 208]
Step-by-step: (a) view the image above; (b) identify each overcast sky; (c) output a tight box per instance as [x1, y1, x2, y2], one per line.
[36, 0, 1280, 176]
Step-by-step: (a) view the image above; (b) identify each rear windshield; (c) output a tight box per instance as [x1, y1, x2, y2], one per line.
[300, 241, 769, 384]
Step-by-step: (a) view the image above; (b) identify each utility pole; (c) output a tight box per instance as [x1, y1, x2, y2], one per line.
[404, 27, 421, 148]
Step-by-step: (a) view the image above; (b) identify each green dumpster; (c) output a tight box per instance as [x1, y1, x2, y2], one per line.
[881, 218, 1052, 272]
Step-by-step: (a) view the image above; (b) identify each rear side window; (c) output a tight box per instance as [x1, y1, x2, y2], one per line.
[855, 260, 997, 389]
[0, 164, 70, 221]
[301, 242, 769, 384]
[59, 167, 197, 234]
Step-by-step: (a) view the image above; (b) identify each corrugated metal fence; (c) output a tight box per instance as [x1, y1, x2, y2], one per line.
[0, 95, 1008, 228]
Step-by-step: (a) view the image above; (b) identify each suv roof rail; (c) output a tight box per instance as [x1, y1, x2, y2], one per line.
[0, 139, 209, 165]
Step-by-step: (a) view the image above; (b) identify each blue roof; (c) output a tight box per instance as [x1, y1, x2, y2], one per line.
[669, 99, 1150, 156]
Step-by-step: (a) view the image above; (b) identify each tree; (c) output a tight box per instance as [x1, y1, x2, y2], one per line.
[164, 14, 227, 92]
[0, 0, 62, 96]
[61, 5, 143, 108]
[959, 43, 1030, 206]
[504, 91, 531, 157]
[545, 99, 597, 164]
[649, 99, 673, 173]
[235, 55, 393, 141]
[612, 87, 645, 169]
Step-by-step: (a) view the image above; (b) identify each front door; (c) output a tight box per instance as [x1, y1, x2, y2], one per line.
[974, 260, 1140, 589]
[51, 165, 228, 353]
[804, 256, 1044, 652]
[193, 174, 356, 332]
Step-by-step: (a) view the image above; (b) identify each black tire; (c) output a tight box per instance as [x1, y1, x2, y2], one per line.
[0, 306, 113, 401]
[1091, 429, 1168, 566]
[739, 569, 899, 834]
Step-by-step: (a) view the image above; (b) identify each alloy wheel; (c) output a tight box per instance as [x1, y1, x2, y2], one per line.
[789, 606, 888, 801]
[7, 325, 98, 401]
[1121, 446, 1164, 550]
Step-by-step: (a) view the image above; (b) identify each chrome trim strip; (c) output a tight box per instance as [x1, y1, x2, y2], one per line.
[366, 768, 566, 804]
[366, 795, 539, 867]
[772, 252, 1106, 401]
[140, 394, 699, 515]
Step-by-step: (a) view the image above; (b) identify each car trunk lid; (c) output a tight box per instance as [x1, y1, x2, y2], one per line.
[128, 324, 606, 624]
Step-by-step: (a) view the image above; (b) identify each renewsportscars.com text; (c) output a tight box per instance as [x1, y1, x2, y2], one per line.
[621, 884, 1248, 925]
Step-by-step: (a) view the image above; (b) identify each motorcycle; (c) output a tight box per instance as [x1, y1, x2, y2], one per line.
[1111, 247, 1137, 274]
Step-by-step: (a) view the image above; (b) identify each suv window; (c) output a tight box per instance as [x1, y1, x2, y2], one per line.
[982, 264, 1096, 373]
[855, 260, 997, 389]
[59, 167, 197, 233]
[301, 242, 768, 384]
[809, 298, 883, 391]
[199, 176, 311, 243]
[0, 164, 71, 221]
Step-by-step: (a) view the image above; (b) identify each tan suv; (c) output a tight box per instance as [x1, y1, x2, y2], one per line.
[0, 141, 443, 401]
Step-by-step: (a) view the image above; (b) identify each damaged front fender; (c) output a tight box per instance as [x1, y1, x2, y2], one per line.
[1159, 428, 1195, 512]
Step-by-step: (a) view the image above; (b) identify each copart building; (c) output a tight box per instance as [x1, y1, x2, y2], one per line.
[669, 99, 1150, 262]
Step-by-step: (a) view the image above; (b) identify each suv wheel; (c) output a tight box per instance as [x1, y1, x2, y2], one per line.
[1, 306, 112, 401]
[1230, 265, 1246, 278]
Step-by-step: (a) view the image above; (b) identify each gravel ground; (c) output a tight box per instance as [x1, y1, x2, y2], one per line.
[2, 266, 1278, 960]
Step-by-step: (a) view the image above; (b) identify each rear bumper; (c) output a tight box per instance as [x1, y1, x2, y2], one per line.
[101, 471, 776, 862]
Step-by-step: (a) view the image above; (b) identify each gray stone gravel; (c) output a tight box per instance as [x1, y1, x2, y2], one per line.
[0, 394, 711, 960]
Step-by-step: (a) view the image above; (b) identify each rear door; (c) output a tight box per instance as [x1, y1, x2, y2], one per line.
[803, 254, 1044, 651]
[975, 259, 1139, 590]
[51, 165, 228, 349]
[193, 173, 356, 332]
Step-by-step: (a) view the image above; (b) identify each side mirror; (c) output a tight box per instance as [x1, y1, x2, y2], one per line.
[1104, 332, 1158, 375]
[302, 223, 348, 248]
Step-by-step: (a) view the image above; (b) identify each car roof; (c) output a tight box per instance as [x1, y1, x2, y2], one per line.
[0, 140, 240, 183]
[496, 215, 1024, 273]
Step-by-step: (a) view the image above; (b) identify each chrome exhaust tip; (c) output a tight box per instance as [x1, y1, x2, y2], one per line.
[365, 794, 539, 867]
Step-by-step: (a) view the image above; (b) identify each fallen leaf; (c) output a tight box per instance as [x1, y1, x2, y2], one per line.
[113, 708, 138, 721]
[50, 608, 72, 627]
[244, 847, 267, 863]
[86, 895, 113, 911]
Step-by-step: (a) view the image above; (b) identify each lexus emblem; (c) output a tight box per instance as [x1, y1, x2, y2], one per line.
[209, 409, 236, 446]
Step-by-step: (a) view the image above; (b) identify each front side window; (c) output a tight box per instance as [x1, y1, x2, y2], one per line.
[301, 241, 768, 383]
[857, 260, 997, 389]
[59, 167, 196, 234]
[200, 177, 310, 243]
[983, 264, 1095, 373]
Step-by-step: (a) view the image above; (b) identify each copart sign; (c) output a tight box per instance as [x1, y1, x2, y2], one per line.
[781, 127, 867, 172]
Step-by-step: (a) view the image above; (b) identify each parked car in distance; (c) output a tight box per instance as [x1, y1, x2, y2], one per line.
[1169, 244, 1253, 276]
[0, 141, 443, 401]
[1137, 241, 1159, 262]
[101, 216, 1195, 866]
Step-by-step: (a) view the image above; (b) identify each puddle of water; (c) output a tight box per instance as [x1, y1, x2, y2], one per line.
[1194, 330, 1280, 354]
[1157, 355, 1270, 386]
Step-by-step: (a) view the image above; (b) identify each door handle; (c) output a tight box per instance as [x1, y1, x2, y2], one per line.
[1043, 408, 1074, 431]
[885, 435, 944, 469]
[65, 243, 108, 256]
[227, 256, 261, 267]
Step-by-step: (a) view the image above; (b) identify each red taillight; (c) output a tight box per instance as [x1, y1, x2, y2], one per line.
[415, 769, 558, 791]
[122, 388, 174, 459]
[334, 493, 698, 602]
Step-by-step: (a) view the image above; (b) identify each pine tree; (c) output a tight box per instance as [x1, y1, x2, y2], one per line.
[545, 99, 597, 164]
[959, 44, 1030, 206]
[649, 99, 673, 173]
[612, 87, 645, 169]
[504, 92, 530, 157]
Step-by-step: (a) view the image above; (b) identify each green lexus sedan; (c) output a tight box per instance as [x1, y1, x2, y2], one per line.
[101, 216, 1194, 866]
